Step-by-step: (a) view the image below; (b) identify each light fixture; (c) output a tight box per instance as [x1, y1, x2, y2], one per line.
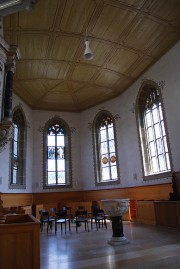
[83, 8, 93, 60]
[84, 37, 94, 60]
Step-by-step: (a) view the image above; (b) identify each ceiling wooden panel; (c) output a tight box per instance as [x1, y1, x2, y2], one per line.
[92, 4, 137, 42]
[18, 33, 50, 59]
[46, 61, 70, 80]
[3, 0, 180, 112]
[18, 0, 58, 30]
[105, 47, 139, 73]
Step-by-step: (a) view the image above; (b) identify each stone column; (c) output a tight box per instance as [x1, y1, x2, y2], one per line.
[3, 45, 20, 122]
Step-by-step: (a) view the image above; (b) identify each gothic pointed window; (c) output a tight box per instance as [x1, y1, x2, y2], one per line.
[136, 82, 172, 180]
[10, 107, 26, 188]
[93, 111, 120, 186]
[43, 117, 72, 189]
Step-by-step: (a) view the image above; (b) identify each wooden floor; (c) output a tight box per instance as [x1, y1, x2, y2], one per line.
[40, 221, 180, 269]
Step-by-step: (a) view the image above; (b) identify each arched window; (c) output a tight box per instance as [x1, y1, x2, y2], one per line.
[93, 111, 120, 186]
[43, 117, 72, 189]
[10, 107, 26, 188]
[136, 81, 172, 180]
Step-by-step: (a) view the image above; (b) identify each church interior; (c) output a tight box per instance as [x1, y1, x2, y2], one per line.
[0, 0, 180, 268]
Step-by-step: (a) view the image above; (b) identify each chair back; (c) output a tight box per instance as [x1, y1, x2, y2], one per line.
[76, 206, 85, 211]
[40, 210, 49, 222]
[56, 210, 67, 220]
[75, 210, 88, 218]
[49, 207, 56, 217]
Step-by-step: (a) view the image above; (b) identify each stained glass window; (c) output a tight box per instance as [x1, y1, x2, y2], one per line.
[93, 111, 120, 186]
[43, 117, 72, 188]
[137, 83, 172, 179]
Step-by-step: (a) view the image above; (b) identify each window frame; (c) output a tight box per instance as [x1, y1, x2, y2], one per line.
[43, 116, 72, 189]
[93, 110, 120, 187]
[9, 107, 26, 189]
[136, 81, 173, 180]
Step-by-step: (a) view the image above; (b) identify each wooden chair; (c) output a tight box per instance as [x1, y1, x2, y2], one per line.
[55, 210, 71, 234]
[89, 207, 107, 231]
[40, 210, 55, 233]
[75, 210, 89, 232]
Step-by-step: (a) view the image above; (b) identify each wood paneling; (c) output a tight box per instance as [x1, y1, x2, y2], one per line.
[136, 201, 156, 225]
[154, 201, 180, 228]
[3, 0, 180, 112]
[1, 183, 172, 208]
[0, 214, 40, 269]
[1, 194, 33, 208]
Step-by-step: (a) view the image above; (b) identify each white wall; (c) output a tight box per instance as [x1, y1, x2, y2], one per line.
[80, 41, 180, 190]
[0, 94, 33, 193]
[1, 41, 180, 193]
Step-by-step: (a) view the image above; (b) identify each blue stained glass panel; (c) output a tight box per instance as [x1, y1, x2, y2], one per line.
[48, 147, 55, 159]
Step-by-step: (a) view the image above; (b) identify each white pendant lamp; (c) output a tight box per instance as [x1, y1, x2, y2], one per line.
[84, 37, 94, 60]
[83, 8, 93, 61]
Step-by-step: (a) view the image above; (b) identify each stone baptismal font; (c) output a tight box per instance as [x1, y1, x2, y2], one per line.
[101, 198, 130, 246]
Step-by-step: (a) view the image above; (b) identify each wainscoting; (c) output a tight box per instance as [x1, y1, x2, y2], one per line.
[1, 183, 173, 222]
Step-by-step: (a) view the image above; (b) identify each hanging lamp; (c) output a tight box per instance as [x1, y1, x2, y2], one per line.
[83, 8, 94, 60]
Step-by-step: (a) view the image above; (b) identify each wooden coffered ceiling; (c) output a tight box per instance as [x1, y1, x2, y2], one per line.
[3, 0, 180, 112]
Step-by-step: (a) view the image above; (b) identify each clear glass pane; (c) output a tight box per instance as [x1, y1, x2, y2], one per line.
[166, 153, 171, 170]
[109, 140, 115, 153]
[57, 135, 64, 146]
[57, 146, 64, 159]
[147, 127, 154, 141]
[161, 121, 165, 136]
[48, 172, 56, 184]
[48, 135, 55, 146]
[163, 137, 168, 152]
[111, 166, 117, 179]
[152, 107, 159, 124]
[157, 138, 163, 155]
[151, 157, 158, 173]
[48, 159, 56, 171]
[14, 141, 18, 155]
[102, 167, 110, 181]
[48, 147, 55, 159]
[154, 123, 161, 139]
[57, 172, 65, 184]
[159, 104, 163, 120]
[145, 112, 152, 127]
[14, 125, 18, 141]
[57, 159, 65, 171]
[100, 142, 108, 154]
[159, 154, 166, 171]
[149, 141, 156, 157]
[100, 129, 107, 142]
[108, 126, 114, 140]
[12, 169, 17, 184]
